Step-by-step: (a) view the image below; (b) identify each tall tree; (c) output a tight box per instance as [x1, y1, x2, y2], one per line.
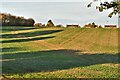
[27, 18, 35, 26]
[88, 0, 120, 18]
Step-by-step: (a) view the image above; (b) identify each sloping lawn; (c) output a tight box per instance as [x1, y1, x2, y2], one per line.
[1, 26, 119, 78]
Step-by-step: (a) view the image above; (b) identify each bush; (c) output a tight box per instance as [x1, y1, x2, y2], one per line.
[34, 23, 45, 27]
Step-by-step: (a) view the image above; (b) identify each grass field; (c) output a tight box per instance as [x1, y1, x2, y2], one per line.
[1, 26, 119, 78]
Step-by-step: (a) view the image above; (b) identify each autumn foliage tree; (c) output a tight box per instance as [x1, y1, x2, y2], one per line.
[0, 13, 35, 26]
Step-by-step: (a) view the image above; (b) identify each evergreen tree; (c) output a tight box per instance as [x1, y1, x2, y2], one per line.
[46, 19, 54, 27]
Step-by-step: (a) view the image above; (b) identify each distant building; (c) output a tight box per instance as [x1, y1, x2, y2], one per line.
[66, 24, 80, 28]
[104, 25, 117, 28]
[84, 22, 101, 28]
[84, 23, 93, 28]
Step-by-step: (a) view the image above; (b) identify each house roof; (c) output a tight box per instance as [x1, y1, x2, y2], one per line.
[105, 25, 117, 27]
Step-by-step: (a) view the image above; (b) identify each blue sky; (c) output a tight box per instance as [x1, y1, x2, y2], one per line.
[1, 0, 118, 27]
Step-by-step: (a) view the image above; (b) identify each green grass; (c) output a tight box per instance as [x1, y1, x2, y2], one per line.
[1, 26, 119, 78]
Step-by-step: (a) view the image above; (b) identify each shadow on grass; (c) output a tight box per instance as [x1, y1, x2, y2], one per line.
[2, 29, 62, 43]
[2, 36, 55, 43]
[2, 29, 63, 38]
[1, 47, 22, 52]
[2, 49, 119, 74]
[1, 26, 37, 32]
[2, 27, 37, 32]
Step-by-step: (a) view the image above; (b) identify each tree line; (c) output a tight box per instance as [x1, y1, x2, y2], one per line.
[0, 13, 35, 26]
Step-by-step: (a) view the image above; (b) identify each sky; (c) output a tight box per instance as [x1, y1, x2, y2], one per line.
[1, 0, 118, 27]
[0, 0, 114, 2]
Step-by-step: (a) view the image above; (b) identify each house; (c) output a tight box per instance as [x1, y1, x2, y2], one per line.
[104, 25, 117, 28]
[66, 24, 80, 28]
[84, 23, 100, 28]
[84, 23, 93, 28]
